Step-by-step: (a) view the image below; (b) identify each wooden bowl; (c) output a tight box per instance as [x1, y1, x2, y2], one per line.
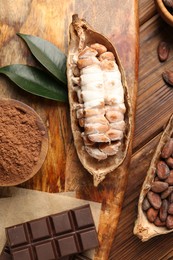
[0, 99, 48, 186]
[155, 0, 173, 26]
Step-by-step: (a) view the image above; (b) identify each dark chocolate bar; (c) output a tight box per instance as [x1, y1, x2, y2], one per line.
[0, 244, 11, 260]
[6, 205, 99, 260]
[0, 245, 91, 260]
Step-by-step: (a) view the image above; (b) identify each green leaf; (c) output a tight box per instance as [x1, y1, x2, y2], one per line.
[17, 33, 67, 85]
[0, 64, 68, 102]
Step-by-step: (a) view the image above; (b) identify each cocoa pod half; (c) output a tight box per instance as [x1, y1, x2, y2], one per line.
[133, 114, 173, 241]
[67, 14, 132, 186]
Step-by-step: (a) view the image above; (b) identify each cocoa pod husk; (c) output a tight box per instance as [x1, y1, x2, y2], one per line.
[67, 14, 132, 186]
[133, 114, 173, 241]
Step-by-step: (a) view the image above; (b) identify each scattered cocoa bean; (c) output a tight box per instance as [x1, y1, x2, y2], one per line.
[151, 181, 168, 193]
[166, 158, 173, 169]
[147, 208, 159, 223]
[168, 203, 173, 214]
[160, 199, 168, 221]
[142, 197, 151, 211]
[162, 70, 173, 87]
[161, 186, 173, 199]
[161, 138, 173, 158]
[157, 41, 170, 62]
[163, 0, 173, 8]
[147, 191, 162, 209]
[154, 217, 166, 227]
[166, 215, 173, 229]
[165, 170, 173, 185]
[156, 160, 170, 180]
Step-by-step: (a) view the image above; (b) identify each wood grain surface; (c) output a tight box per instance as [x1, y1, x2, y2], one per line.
[109, 1, 173, 260]
[2, 0, 173, 259]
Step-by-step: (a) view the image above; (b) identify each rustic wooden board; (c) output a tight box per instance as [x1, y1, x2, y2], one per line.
[0, 0, 138, 259]
[109, 1, 173, 259]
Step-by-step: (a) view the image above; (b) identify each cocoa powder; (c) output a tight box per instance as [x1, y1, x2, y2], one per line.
[0, 103, 45, 185]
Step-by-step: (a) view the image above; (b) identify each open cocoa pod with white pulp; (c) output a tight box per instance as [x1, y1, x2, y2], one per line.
[134, 114, 173, 241]
[67, 14, 132, 186]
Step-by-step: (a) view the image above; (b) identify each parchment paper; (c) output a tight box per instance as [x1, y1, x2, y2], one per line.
[0, 187, 101, 258]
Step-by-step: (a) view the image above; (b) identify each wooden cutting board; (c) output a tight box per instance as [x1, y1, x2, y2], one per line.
[0, 0, 138, 259]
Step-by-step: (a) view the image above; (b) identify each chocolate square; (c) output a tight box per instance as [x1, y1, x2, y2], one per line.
[78, 229, 99, 251]
[12, 247, 33, 260]
[72, 207, 94, 229]
[51, 212, 72, 235]
[6, 224, 28, 247]
[34, 241, 57, 260]
[28, 218, 50, 241]
[57, 235, 78, 257]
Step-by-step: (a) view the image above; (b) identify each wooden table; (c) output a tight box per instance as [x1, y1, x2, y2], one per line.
[109, 1, 173, 259]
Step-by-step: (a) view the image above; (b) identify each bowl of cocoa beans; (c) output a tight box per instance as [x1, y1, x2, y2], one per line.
[155, 0, 173, 27]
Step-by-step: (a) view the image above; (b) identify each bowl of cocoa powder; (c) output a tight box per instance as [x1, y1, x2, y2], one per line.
[155, 0, 173, 27]
[0, 99, 48, 186]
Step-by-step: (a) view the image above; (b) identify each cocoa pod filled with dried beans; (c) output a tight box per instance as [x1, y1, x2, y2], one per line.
[134, 114, 173, 241]
[67, 14, 132, 186]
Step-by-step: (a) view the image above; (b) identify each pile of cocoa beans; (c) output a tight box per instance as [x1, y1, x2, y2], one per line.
[142, 138, 173, 229]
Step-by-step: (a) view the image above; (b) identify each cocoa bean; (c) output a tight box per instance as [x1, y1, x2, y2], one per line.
[165, 170, 173, 185]
[157, 41, 170, 62]
[142, 197, 151, 211]
[166, 215, 173, 229]
[159, 199, 168, 221]
[161, 138, 173, 159]
[166, 158, 173, 169]
[168, 203, 173, 214]
[154, 217, 166, 227]
[162, 70, 173, 87]
[147, 208, 159, 223]
[147, 191, 162, 209]
[161, 186, 173, 199]
[151, 181, 168, 193]
[156, 160, 170, 180]
[169, 192, 173, 203]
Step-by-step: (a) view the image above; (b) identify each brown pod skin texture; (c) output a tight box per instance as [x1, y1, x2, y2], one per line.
[134, 114, 173, 241]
